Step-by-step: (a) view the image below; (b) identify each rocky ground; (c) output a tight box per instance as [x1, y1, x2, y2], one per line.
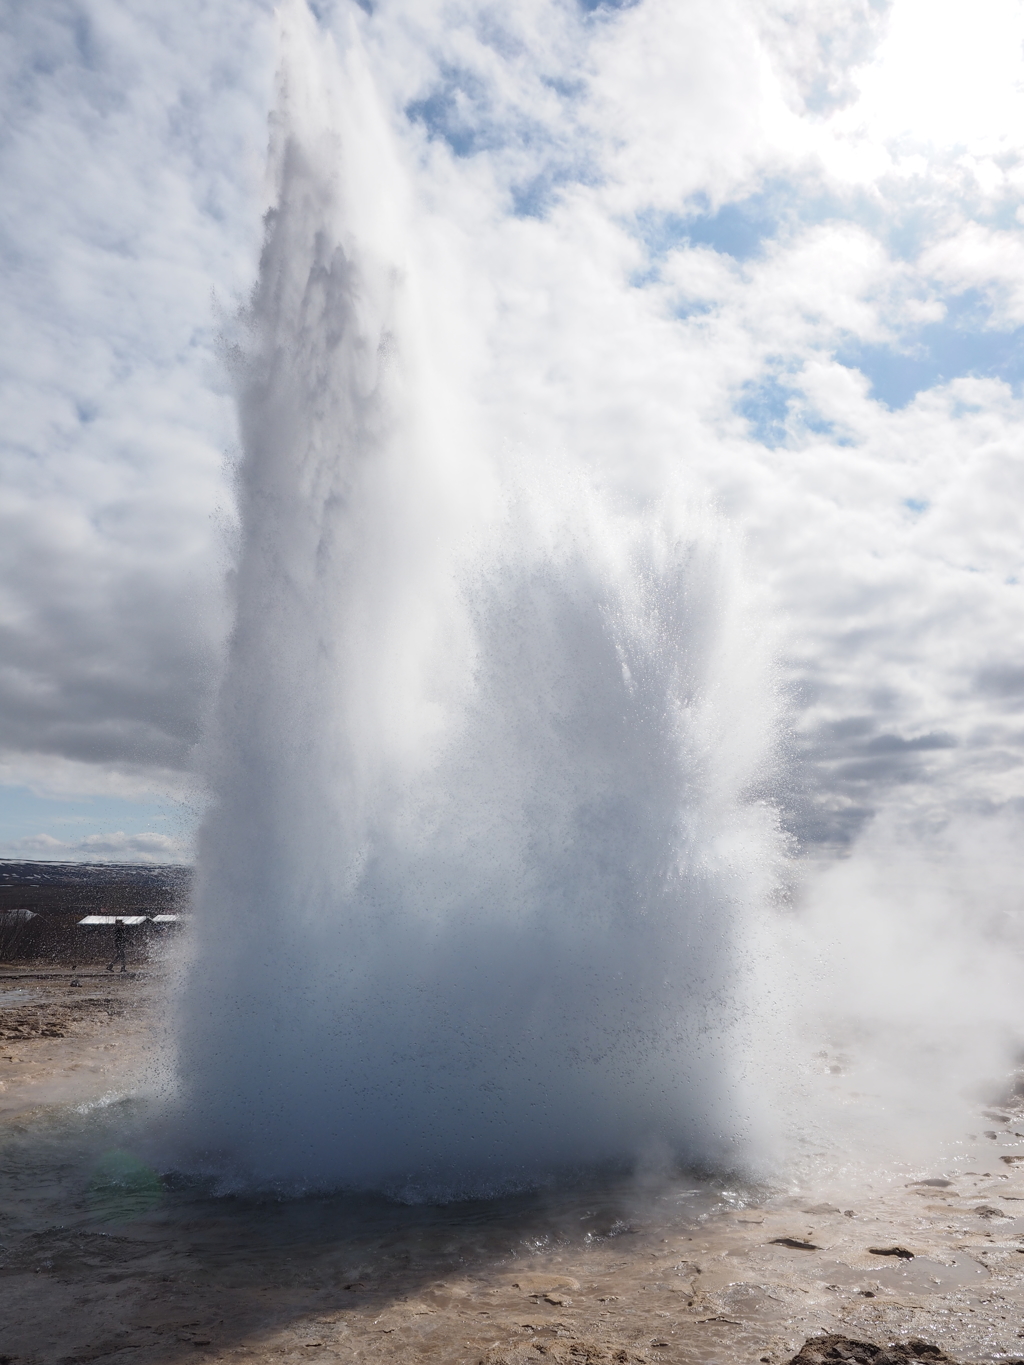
[2, 968, 1024, 1365]
[0, 967, 162, 1114]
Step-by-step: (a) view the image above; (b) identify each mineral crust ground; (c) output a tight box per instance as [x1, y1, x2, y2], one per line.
[2, 967, 1024, 1365]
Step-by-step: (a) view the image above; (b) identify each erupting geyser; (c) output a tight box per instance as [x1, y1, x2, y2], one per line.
[176, 2, 788, 1196]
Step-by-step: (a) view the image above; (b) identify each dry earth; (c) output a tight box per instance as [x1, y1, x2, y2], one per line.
[2, 968, 1024, 1365]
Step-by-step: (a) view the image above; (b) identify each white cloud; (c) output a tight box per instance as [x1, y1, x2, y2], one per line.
[353, 0, 1024, 856]
[11, 829, 187, 863]
[3, 0, 1024, 873]
[921, 223, 1024, 327]
[0, 749, 198, 802]
[837, 0, 1024, 155]
[0, 0, 273, 800]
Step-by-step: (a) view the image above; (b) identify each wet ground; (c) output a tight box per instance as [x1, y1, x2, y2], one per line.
[2, 968, 1024, 1365]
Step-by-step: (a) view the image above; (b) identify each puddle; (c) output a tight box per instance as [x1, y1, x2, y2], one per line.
[812, 1256, 989, 1292]
[0, 988, 43, 1005]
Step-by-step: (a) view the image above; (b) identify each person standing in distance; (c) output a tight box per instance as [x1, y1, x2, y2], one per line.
[107, 918, 128, 973]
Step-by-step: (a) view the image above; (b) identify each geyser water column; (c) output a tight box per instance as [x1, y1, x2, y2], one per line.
[177, 1, 788, 1195]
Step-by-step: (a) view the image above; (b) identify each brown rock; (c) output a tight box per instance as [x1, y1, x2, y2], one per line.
[789, 1334, 961, 1365]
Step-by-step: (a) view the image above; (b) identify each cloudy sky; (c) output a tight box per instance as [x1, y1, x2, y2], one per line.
[3, 0, 1024, 864]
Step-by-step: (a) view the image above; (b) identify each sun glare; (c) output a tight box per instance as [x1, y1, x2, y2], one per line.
[849, 0, 1024, 152]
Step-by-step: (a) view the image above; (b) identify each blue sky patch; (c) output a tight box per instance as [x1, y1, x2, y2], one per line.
[579, 0, 642, 12]
[635, 194, 781, 263]
[0, 785, 190, 860]
[672, 298, 714, 320]
[511, 172, 563, 219]
[407, 71, 492, 159]
[738, 369, 843, 447]
[681, 195, 780, 261]
[406, 65, 592, 215]
[632, 182, 851, 266]
[838, 290, 1024, 408]
[738, 373, 794, 447]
